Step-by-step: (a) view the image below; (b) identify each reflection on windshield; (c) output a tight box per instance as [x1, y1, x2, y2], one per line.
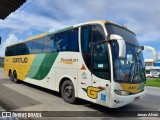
[111, 41, 145, 83]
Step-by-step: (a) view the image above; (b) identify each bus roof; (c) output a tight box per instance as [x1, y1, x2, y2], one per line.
[7, 20, 134, 47]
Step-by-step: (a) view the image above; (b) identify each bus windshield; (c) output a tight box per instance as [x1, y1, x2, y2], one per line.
[111, 42, 145, 83]
[106, 23, 139, 46]
[105, 24, 145, 83]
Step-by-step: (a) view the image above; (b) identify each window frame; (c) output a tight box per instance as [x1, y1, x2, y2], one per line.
[30, 38, 44, 54]
[80, 24, 106, 53]
[91, 41, 111, 80]
[55, 28, 79, 52]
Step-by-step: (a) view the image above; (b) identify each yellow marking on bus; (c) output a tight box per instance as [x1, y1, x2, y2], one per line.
[59, 62, 73, 64]
[120, 83, 144, 93]
[4, 55, 36, 80]
[87, 86, 102, 99]
[85, 20, 108, 24]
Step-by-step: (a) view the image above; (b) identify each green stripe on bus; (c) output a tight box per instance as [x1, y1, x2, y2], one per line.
[27, 54, 45, 78]
[32, 53, 59, 80]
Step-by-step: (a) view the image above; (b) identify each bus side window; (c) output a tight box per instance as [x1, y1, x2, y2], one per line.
[31, 38, 44, 54]
[68, 29, 79, 51]
[59, 32, 68, 51]
[8, 47, 13, 56]
[12, 45, 18, 56]
[81, 25, 92, 70]
[81, 26, 92, 53]
[43, 36, 58, 52]
[92, 25, 105, 43]
[5, 47, 9, 56]
[93, 43, 110, 80]
[25, 41, 32, 54]
[53, 34, 60, 51]
[56, 28, 79, 52]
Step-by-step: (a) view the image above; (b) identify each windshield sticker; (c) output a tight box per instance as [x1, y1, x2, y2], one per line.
[98, 64, 103, 68]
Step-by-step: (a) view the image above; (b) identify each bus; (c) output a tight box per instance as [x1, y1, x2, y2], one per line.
[146, 67, 160, 78]
[4, 20, 157, 108]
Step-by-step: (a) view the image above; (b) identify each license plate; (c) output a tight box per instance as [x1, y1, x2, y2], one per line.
[134, 96, 140, 101]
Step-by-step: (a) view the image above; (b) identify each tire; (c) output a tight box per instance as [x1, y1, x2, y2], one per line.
[13, 71, 19, 83]
[9, 71, 13, 81]
[61, 80, 76, 104]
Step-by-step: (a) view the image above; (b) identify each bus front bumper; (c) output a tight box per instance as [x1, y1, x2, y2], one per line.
[109, 88, 147, 108]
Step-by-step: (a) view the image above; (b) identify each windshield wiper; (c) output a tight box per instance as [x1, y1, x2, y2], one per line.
[130, 62, 135, 83]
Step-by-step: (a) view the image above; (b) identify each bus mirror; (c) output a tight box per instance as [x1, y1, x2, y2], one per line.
[109, 34, 126, 58]
[141, 46, 158, 61]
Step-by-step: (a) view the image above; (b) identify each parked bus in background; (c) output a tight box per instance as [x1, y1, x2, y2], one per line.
[146, 67, 160, 78]
[4, 20, 157, 108]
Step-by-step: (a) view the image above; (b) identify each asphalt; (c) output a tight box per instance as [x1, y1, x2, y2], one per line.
[0, 68, 160, 120]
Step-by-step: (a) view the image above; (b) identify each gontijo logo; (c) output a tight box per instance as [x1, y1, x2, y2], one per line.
[82, 86, 102, 99]
[12, 57, 28, 63]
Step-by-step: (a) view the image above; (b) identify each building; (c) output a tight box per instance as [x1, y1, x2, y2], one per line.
[145, 59, 155, 67]
[145, 59, 160, 78]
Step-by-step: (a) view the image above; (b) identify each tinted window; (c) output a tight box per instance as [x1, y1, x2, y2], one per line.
[31, 38, 44, 54]
[106, 24, 139, 46]
[25, 41, 32, 54]
[68, 29, 79, 51]
[43, 36, 58, 52]
[81, 25, 105, 53]
[20, 41, 32, 55]
[5, 47, 12, 56]
[12, 45, 18, 56]
[55, 28, 79, 52]
[81, 26, 92, 53]
[93, 42, 110, 79]
[17, 44, 23, 55]
[92, 25, 105, 43]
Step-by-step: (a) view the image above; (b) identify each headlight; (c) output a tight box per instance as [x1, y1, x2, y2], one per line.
[114, 90, 129, 96]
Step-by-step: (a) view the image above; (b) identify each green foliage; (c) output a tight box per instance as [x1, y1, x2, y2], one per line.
[146, 78, 160, 87]
[0, 62, 3, 68]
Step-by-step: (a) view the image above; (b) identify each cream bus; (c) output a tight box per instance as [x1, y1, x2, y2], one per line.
[4, 20, 157, 108]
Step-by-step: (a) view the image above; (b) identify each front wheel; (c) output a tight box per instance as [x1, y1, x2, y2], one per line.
[61, 80, 76, 104]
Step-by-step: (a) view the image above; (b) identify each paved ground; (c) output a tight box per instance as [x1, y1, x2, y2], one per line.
[0, 68, 160, 120]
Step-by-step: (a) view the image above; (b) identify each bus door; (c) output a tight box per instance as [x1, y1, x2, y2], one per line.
[91, 42, 111, 106]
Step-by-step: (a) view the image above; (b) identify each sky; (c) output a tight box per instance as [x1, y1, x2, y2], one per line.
[0, 0, 160, 59]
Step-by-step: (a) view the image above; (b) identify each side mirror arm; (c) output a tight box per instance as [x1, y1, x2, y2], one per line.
[141, 46, 158, 61]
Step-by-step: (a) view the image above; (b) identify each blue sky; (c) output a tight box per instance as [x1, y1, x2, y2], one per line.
[0, 0, 160, 59]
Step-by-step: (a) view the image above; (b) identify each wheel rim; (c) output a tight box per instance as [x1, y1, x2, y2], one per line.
[64, 85, 73, 98]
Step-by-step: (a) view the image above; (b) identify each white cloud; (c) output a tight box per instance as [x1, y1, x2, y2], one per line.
[0, 11, 64, 32]
[0, 34, 20, 57]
